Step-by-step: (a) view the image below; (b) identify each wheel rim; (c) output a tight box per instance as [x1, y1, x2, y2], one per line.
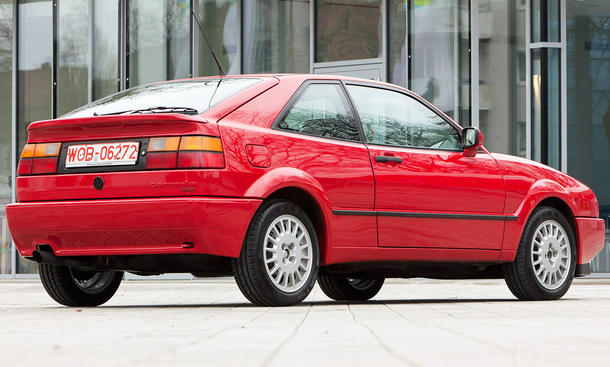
[530, 219, 571, 290]
[263, 214, 313, 293]
[69, 268, 115, 295]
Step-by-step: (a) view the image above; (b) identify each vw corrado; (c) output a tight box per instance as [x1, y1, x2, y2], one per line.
[6, 75, 605, 307]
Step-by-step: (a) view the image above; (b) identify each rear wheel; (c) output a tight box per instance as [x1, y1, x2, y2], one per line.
[232, 200, 319, 306]
[503, 206, 576, 300]
[38, 264, 123, 307]
[318, 274, 384, 301]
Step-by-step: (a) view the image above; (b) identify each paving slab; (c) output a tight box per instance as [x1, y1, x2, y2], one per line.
[1, 278, 609, 367]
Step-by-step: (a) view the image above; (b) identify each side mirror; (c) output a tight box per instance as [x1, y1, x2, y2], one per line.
[461, 127, 483, 157]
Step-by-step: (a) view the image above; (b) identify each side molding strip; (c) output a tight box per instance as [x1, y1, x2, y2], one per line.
[333, 210, 518, 221]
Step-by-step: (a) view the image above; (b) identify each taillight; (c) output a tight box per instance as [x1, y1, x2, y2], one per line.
[145, 136, 224, 170]
[18, 143, 61, 176]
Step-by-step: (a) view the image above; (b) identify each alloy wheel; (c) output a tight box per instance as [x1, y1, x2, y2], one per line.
[263, 214, 313, 293]
[530, 220, 571, 290]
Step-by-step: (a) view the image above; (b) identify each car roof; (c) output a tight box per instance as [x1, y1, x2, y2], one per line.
[168, 73, 404, 91]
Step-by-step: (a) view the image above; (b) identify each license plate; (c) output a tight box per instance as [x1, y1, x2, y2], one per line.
[65, 141, 140, 168]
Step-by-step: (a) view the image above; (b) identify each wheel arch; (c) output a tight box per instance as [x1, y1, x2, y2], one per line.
[244, 167, 333, 264]
[502, 179, 580, 262]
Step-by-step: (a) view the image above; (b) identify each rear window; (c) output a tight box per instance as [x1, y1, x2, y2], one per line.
[61, 78, 261, 118]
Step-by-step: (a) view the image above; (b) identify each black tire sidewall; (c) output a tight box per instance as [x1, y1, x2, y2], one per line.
[242, 200, 319, 306]
[39, 264, 123, 307]
[318, 274, 384, 301]
[519, 207, 577, 299]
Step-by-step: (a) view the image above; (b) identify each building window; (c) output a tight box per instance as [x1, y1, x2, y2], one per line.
[57, 0, 119, 116]
[197, 0, 239, 76]
[243, 0, 310, 74]
[532, 0, 560, 43]
[477, 0, 527, 158]
[409, 0, 470, 125]
[315, 0, 382, 63]
[388, 0, 407, 88]
[128, 0, 190, 87]
[91, 0, 119, 101]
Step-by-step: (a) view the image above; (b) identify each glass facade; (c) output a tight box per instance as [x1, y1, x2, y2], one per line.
[0, 0, 12, 274]
[0, 0, 609, 275]
[566, 0, 610, 272]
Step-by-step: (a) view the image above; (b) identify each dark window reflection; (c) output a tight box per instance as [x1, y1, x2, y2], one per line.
[278, 84, 360, 142]
[347, 85, 460, 150]
[316, 0, 382, 62]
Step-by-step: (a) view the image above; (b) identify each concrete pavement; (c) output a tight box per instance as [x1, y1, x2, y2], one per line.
[1, 278, 610, 367]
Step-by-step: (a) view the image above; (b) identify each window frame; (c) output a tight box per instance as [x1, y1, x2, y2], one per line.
[271, 80, 366, 144]
[342, 80, 465, 153]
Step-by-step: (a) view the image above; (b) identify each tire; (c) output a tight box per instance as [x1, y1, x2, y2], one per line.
[318, 275, 384, 301]
[38, 264, 123, 307]
[232, 200, 319, 306]
[503, 206, 576, 301]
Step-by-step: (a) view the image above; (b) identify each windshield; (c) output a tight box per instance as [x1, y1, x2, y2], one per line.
[61, 78, 261, 118]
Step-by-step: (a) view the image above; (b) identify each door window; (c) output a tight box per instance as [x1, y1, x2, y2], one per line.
[346, 85, 460, 150]
[277, 84, 361, 142]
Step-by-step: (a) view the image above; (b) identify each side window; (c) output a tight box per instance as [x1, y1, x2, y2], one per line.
[346, 85, 460, 150]
[277, 84, 360, 142]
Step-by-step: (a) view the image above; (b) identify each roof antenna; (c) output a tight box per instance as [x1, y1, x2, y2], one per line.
[191, 9, 226, 76]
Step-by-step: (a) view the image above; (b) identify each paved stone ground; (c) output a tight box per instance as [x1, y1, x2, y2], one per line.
[1, 278, 610, 367]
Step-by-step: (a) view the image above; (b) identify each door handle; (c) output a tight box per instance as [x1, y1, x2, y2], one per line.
[374, 155, 402, 164]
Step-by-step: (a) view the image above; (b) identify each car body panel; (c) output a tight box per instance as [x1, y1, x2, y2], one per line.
[6, 74, 606, 275]
[7, 197, 261, 258]
[368, 146, 506, 249]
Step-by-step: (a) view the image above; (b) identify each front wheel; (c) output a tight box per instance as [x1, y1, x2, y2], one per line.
[38, 264, 123, 306]
[232, 200, 319, 306]
[503, 206, 576, 300]
[318, 274, 384, 301]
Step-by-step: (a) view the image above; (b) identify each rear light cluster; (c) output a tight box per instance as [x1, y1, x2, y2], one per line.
[18, 143, 61, 175]
[146, 136, 224, 170]
[17, 135, 224, 176]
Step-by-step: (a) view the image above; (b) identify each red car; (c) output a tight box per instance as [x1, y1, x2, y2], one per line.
[7, 75, 605, 307]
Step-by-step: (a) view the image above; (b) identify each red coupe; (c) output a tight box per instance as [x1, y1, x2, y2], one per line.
[7, 75, 605, 306]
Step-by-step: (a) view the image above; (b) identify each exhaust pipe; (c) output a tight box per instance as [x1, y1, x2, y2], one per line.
[32, 246, 97, 269]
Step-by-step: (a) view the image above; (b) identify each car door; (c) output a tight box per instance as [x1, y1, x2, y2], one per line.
[271, 81, 377, 248]
[344, 83, 506, 250]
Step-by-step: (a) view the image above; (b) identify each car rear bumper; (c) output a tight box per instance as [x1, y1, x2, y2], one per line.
[575, 217, 606, 264]
[6, 197, 261, 258]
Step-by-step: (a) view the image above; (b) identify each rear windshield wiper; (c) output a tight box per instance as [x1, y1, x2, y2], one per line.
[94, 106, 199, 116]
